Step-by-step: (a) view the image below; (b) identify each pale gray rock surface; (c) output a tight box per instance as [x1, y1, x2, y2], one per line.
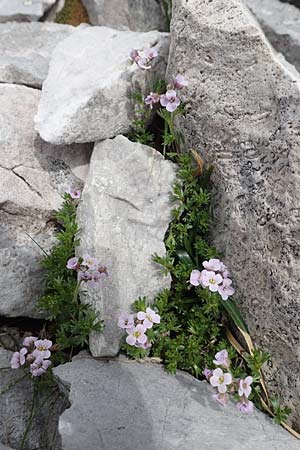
[35, 26, 169, 144]
[245, 0, 300, 72]
[167, 0, 300, 428]
[44, 0, 65, 21]
[0, 22, 74, 88]
[54, 356, 300, 450]
[81, 0, 167, 31]
[0, 84, 91, 318]
[0, 0, 56, 22]
[76, 136, 176, 356]
[0, 348, 68, 449]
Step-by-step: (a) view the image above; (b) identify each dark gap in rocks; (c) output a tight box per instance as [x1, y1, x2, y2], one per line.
[280, 0, 300, 8]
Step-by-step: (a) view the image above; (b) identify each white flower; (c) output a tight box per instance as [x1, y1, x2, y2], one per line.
[210, 368, 232, 393]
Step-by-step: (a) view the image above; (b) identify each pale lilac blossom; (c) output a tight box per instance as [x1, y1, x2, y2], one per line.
[210, 368, 232, 394]
[10, 348, 28, 369]
[213, 349, 230, 368]
[203, 368, 213, 379]
[126, 324, 147, 346]
[66, 257, 79, 270]
[200, 270, 223, 292]
[118, 312, 135, 330]
[213, 392, 229, 407]
[219, 262, 230, 278]
[82, 255, 99, 271]
[172, 74, 188, 90]
[130, 47, 158, 70]
[137, 307, 160, 329]
[30, 357, 52, 377]
[67, 188, 81, 199]
[33, 339, 52, 359]
[22, 336, 37, 347]
[203, 258, 222, 272]
[190, 269, 201, 287]
[135, 339, 152, 350]
[145, 92, 160, 109]
[218, 278, 235, 301]
[238, 376, 253, 398]
[160, 90, 180, 112]
[144, 47, 158, 60]
[236, 399, 254, 414]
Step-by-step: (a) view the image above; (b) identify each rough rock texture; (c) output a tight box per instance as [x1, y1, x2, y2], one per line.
[0, 22, 74, 88]
[245, 0, 300, 72]
[77, 136, 176, 356]
[167, 0, 300, 428]
[0, 347, 68, 449]
[45, 0, 65, 21]
[53, 356, 300, 450]
[81, 0, 167, 31]
[0, 0, 56, 22]
[35, 26, 169, 144]
[0, 84, 91, 318]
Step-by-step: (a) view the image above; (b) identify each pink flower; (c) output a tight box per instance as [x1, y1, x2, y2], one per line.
[66, 188, 81, 199]
[144, 47, 158, 60]
[203, 258, 221, 272]
[213, 349, 230, 368]
[190, 269, 201, 287]
[137, 307, 160, 329]
[135, 339, 152, 350]
[130, 47, 158, 70]
[66, 257, 79, 270]
[236, 399, 254, 414]
[22, 336, 37, 347]
[200, 270, 223, 292]
[82, 255, 99, 270]
[33, 339, 52, 359]
[210, 368, 232, 394]
[126, 324, 147, 346]
[118, 312, 135, 330]
[129, 49, 140, 63]
[30, 357, 51, 377]
[220, 262, 230, 278]
[145, 92, 160, 109]
[217, 278, 235, 301]
[86, 270, 103, 289]
[172, 74, 188, 90]
[238, 376, 253, 398]
[203, 368, 213, 380]
[10, 348, 28, 369]
[160, 90, 180, 112]
[213, 392, 229, 407]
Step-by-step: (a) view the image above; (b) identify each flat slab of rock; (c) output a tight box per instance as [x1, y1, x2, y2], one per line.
[54, 356, 300, 450]
[0, 0, 56, 22]
[76, 136, 176, 356]
[167, 0, 300, 427]
[35, 26, 169, 144]
[245, 0, 300, 72]
[0, 84, 91, 318]
[0, 22, 74, 88]
[81, 0, 167, 31]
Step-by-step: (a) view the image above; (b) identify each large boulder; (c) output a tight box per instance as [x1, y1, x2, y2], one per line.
[0, 0, 56, 22]
[245, 0, 300, 72]
[81, 0, 167, 31]
[76, 136, 176, 356]
[0, 22, 74, 88]
[35, 26, 169, 145]
[0, 84, 91, 318]
[53, 356, 299, 450]
[167, 0, 300, 428]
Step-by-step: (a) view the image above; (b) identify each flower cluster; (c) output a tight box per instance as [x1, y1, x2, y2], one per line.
[203, 349, 254, 413]
[145, 74, 188, 113]
[67, 255, 108, 289]
[11, 337, 52, 377]
[118, 307, 160, 350]
[130, 47, 158, 70]
[190, 258, 234, 300]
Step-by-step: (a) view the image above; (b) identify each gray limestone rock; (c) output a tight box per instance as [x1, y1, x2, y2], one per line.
[35, 26, 169, 144]
[167, 0, 300, 428]
[0, 84, 91, 318]
[81, 0, 167, 31]
[54, 356, 300, 450]
[0, 0, 56, 22]
[76, 136, 176, 356]
[245, 0, 300, 72]
[0, 22, 74, 88]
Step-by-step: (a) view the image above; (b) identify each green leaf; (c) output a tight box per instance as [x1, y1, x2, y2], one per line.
[220, 298, 249, 332]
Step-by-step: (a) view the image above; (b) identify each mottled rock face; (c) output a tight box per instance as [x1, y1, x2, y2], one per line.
[76, 136, 176, 356]
[35, 26, 169, 145]
[0, 84, 91, 318]
[0, 0, 56, 22]
[167, 0, 300, 428]
[0, 22, 74, 88]
[53, 356, 300, 450]
[81, 0, 167, 31]
[245, 0, 300, 73]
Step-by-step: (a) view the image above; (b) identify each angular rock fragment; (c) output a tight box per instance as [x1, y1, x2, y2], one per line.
[0, 22, 74, 88]
[53, 356, 300, 450]
[76, 136, 176, 356]
[0, 84, 91, 318]
[81, 0, 167, 31]
[35, 26, 169, 144]
[0, 0, 56, 22]
[245, 0, 300, 72]
[167, 0, 300, 428]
